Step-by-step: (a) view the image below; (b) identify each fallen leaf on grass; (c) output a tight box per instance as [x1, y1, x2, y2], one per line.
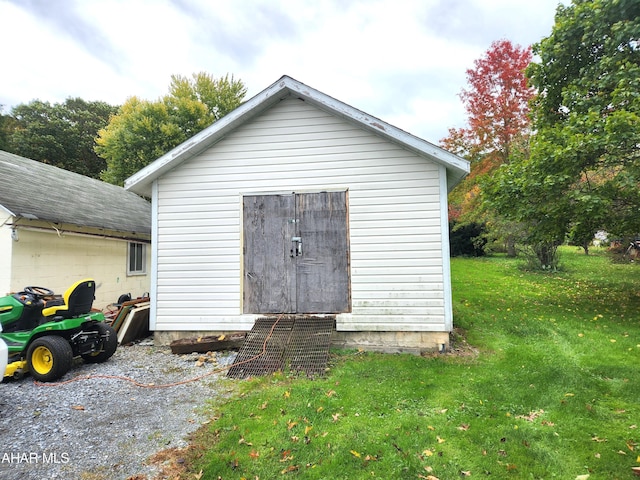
[281, 465, 299, 474]
[280, 455, 294, 463]
[194, 470, 203, 480]
[632, 466, 640, 476]
[458, 424, 470, 431]
[575, 475, 590, 480]
[332, 413, 340, 422]
[350, 450, 361, 458]
[423, 449, 434, 457]
[437, 436, 446, 444]
[305, 425, 313, 435]
[249, 450, 259, 459]
[287, 420, 298, 430]
[591, 436, 607, 443]
[461, 470, 471, 476]
[516, 409, 544, 422]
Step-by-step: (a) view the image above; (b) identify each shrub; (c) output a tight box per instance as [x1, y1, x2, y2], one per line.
[449, 221, 487, 257]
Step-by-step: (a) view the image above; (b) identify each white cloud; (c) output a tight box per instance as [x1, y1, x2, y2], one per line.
[0, 0, 562, 142]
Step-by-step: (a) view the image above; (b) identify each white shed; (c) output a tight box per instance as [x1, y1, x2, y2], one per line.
[125, 76, 469, 353]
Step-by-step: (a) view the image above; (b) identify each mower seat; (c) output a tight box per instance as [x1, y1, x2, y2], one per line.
[42, 279, 96, 319]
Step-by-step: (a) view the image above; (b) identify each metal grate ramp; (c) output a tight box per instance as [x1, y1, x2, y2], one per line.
[227, 316, 334, 379]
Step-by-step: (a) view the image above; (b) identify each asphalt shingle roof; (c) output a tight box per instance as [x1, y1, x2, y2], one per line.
[0, 150, 151, 235]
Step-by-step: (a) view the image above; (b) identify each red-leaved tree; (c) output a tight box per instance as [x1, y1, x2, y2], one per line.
[443, 39, 534, 167]
[443, 39, 534, 254]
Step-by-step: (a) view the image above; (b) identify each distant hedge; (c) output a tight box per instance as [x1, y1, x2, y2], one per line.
[449, 221, 486, 257]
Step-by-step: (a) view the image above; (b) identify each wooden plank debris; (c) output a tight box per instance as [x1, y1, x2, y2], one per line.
[117, 302, 150, 344]
[169, 333, 247, 354]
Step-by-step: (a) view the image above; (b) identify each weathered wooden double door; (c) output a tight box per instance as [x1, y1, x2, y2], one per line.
[243, 191, 350, 314]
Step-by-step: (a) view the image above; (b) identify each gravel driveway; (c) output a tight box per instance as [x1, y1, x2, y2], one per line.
[0, 340, 237, 480]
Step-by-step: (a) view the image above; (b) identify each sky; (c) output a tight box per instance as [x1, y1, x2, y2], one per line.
[0, 0, 564, 144]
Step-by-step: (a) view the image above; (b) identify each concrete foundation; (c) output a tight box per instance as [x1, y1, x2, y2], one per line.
[332, 330, 450, 355]
[154, 329, 450, 356]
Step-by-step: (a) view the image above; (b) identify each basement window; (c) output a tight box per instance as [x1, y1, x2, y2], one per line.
[128, 242, 147, 275]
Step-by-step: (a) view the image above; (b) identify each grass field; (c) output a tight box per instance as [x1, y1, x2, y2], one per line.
[158, 247, 640, 479]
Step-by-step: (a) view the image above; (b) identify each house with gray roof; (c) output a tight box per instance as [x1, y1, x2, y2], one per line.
[0, 150, 151, 307]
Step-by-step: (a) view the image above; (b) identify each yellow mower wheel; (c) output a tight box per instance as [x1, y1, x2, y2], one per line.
[31, 346, 54, 374]
[26, 336, 73, 382]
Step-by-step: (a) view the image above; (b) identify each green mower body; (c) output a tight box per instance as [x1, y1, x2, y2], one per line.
[0, 279, 117, 382]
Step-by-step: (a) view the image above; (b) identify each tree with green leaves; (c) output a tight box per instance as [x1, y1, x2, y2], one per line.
[4, 98, 117, 178]
[0, 106, 16, 152]
[485, 0, 640, 265]
[97, 73, 246, 185]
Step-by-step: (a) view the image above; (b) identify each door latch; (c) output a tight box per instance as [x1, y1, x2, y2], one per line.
[291, 237, 302, 257]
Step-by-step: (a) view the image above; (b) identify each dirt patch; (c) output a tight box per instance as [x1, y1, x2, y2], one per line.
[141, 446, 195, 480]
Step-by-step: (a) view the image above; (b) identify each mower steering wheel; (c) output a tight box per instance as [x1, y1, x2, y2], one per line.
[23, 286, 55, 298]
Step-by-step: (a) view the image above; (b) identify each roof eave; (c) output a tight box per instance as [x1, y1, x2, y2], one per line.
[0, 203, 15, 218]
[125, 78, 292, 196]
[124, 75, 470, 196]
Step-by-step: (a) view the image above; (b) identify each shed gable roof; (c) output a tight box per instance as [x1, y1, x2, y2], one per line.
[0, 150, 151, 235]
[125, 75, 469, 197]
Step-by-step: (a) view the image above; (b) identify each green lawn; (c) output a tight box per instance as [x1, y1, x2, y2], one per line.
[164, 247, 640, 479]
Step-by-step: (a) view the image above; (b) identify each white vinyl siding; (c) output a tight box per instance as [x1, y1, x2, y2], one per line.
[154, 97, 448, 332]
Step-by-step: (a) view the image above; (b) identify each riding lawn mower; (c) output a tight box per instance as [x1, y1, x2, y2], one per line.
[0, 279, 117, 382]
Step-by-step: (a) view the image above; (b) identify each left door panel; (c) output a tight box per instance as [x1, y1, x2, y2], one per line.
[243, 194, 296, 313]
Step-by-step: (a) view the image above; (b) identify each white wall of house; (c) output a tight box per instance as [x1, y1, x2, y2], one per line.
[152, 97, 452, 335]
[0, 223, 13, 296]
[8, 228, 150, 307]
